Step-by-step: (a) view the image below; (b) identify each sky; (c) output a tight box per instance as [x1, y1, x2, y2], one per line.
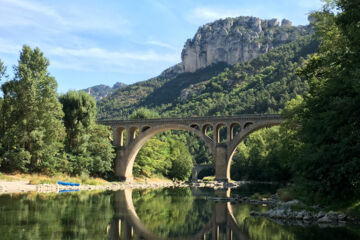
[0, 0, 323, 94]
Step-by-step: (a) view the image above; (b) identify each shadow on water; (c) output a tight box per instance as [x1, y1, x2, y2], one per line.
[0, 184, 359, 240]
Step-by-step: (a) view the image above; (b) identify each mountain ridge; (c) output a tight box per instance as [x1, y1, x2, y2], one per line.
[97, 16, 315, 119]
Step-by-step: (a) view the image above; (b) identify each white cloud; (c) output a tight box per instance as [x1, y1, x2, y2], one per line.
[48, 47, 179, 72]
[146, 40, 178, 51]
[188, 7, 256, 23]
[0, 0, 129, 35]
[50, 47, 178, 62]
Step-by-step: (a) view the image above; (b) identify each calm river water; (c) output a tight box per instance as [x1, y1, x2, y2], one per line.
[0, 184, 359, 240]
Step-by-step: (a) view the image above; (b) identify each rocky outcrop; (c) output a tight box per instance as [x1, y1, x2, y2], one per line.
[82, 82, 126, 101]
[181, 17, 310, 72]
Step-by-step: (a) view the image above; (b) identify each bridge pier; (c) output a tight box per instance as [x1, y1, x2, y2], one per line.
[115, 148, 134, 182]
[214, 144, 230, 182]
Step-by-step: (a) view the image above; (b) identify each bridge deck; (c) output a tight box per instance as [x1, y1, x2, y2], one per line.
[98, 114, 282, 126]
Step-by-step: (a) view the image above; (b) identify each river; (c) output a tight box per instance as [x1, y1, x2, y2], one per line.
[0, 184, 359, 240]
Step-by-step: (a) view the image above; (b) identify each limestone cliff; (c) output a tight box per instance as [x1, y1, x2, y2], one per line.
[181, 17, 310, 72]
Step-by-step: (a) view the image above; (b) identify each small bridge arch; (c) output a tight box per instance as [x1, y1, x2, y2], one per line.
[191, 164, 213, 181]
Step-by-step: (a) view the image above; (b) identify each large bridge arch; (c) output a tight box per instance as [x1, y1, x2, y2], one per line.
[225, 120, 283, 180]
[119, 124, 214, 181]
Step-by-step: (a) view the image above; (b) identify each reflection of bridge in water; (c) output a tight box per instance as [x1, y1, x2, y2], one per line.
[108, 189, 249, 240]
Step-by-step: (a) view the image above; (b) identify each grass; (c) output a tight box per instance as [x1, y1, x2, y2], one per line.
[0, 172, 16, 181]
[250, 192, 272, 200]
[134, 175, 173, 183]
[345, 201, 360, 219]
[202, 176, 215, 182]
[326, 200, 360, 219]
[277, 187, 295, 202]
[0, 172, 109, 186]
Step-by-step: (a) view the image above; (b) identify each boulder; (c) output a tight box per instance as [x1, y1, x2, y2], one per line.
[318, 215, 332, 223]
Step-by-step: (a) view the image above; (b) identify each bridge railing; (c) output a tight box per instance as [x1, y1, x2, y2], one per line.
[97, 114, 282, 125]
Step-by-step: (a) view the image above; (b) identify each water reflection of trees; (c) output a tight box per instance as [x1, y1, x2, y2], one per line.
[1, 188, 359, 240]
[132, 188, 214, 238]
[0, 192, 114, 240]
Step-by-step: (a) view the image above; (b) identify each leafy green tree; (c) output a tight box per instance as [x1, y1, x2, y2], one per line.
[286, 0, 360, 200]
[167, 138, 193, 180]
[0, 46, 65, 173]
[130, 107, 160, 119]
[0, 59, 6, 168]
[231, 127, 291, 182]
[60, 91, 96, 152]
[133, 138, 170, 177]
[60, 91, 114, 176]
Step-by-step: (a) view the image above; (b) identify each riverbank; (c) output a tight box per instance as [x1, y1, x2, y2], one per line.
[0, 179, 249, 194]
[0, 173, 252, 194]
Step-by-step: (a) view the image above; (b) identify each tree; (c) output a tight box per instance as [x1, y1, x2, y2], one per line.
[286, 0, 360, 200]
[59, 91, 114, 176]
[167, 138, 193, 180]
[130, 107, 160, 119]
[0, 46, 65, 173]
[60, 91, 96, 152]
[0, 59, 6, 168]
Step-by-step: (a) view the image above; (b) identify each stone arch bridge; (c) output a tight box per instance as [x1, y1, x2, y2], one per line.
[99, 114, 283, 182]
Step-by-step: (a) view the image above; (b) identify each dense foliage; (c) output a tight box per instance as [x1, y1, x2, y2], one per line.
[0, 46, 114, 177]
[283, 0, 360, 200]
[60, 91, 114, 176]
[0, 46, 65, 173]
[231, 127, 291, 182]
[130, 109, 193, 180]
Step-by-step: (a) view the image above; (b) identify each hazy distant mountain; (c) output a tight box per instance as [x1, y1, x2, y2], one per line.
[82, 82, 126, 101]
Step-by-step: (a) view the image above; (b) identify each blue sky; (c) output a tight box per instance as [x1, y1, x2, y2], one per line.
[0, 0, 323, 93]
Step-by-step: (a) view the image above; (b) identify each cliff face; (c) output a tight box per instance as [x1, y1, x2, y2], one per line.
[181, 17, 310, 72]
[82, 82, 126, 101]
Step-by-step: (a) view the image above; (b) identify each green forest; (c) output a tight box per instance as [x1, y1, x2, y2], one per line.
[0, 0, 359, 204]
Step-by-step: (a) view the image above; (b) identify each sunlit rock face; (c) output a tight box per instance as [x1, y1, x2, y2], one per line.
[181, 17, 308, 72]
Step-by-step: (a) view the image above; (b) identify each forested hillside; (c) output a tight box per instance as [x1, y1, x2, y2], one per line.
[98, 36, 317, 119]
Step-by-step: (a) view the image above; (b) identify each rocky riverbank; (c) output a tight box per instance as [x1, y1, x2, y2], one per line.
[247, 197, 359, 226]
[198, 191, 359, 226]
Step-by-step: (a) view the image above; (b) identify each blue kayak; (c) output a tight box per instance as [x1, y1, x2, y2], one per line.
[57, 181, 80, 186]
[58, 189, 80, 193]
